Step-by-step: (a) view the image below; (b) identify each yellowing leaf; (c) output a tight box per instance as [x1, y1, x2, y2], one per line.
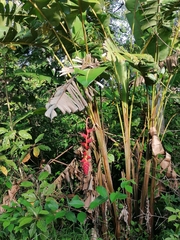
[22, 153, 31, 163]
[0, 166, 8, 176]
[33, 146, 40, 158]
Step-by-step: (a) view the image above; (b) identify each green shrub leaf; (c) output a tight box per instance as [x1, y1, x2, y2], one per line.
[18, 217, 33, 227]
[89, 196, 107, 209]
[96, 186, 108, 199]
[20, 181, 34, 187]
[37, 219, 47, 232]
[65, 211, 76, 223]
[69, 195, 84, 208]
[168, 215, 177, 222]
[55, 210, 66, 219]
[45, 197, 59, 211]
[35, 133, 44, 143]
[0, 127, 8, 135]
[110, 192, 127, 203]
[38, 145, 51, 151]
[38, 171, 49, 181]
[77, 212, 87, 224]
[19, 130, 32, 140]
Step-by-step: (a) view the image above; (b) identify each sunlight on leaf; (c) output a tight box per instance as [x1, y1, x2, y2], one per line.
[33, 146, 40, 158]
[0, 166, 8, 176]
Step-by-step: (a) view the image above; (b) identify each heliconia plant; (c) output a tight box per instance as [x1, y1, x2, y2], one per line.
[79, 117, 94, 175]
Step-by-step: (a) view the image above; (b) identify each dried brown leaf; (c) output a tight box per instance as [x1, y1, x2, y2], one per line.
[150, 127, 164, 156]
[45, 79, 89, 120]
[22, 153, 31, 163]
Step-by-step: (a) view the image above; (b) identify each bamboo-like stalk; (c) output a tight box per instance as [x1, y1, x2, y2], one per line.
[114, 60, 132, 224]
[149, 156, 157, 239]
[88, 101, 120, 239]
[139, 147, 151, 225]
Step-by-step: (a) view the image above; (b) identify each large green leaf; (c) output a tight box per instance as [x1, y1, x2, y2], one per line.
[75, 67, 107, 87]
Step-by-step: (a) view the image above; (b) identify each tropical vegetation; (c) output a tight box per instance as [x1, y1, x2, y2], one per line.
[0, 0, 180, 239]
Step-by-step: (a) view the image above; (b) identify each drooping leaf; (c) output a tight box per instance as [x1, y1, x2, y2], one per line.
[45, 214, 55, 224]
[45, 79, 93, 120]
[22, 192, 37, 203]
[33, 146, 40, 158]
[42, 183, 55, 196]
[3, 220, 10, 229]
[4, 130, 16, 140]
[29, 222, 36, 238]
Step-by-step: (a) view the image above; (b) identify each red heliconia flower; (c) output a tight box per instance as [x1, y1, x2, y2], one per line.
[79, 117, 94, 175]
[80, 153, 91, 175]
[86, 127, 94, 134]
[79, 133, 88, 139]
[81, 142, 89, 150]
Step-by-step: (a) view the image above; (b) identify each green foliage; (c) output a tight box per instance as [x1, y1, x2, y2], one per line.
[0, 0, 179, 239]
[0, 171, 89, 240]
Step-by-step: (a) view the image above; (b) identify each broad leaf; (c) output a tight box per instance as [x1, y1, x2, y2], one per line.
[89, 195, 107, 209]
[77, 212, 87, 224]
[96, 186, 108, 199]
[75, 67, 107, 87]
[65, 211, 76, 223]
[37, 219, 47, 232]
[45, 197, 59, 211]
[69, 195, 84, 208]
[110, 192, 127, 203]
[18, 130, 32, 140]
[0, 127, 8, 135]
[55, 210, 66, 219]
[38, 171, 49, 181]
[18, 217, 33, 227]
[20, 181, 34, 188]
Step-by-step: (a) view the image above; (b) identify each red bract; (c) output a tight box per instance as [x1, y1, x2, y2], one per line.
[79, 117, 94, 175]
[81, 142, 89, 150]
[81, 159, 90, 175]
